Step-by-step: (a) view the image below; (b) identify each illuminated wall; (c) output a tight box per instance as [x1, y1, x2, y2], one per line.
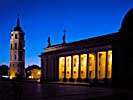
[73, 55, 79, 79]
[98, 51, 106, 79]
[107, 50, 112, 79]
[88, 53, 96, 79]
[66, 56, 71, 79]
[59, 57, 65, 79]
[80, 54, 87, 79]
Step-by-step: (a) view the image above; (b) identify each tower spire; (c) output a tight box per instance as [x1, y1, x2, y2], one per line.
[17, 16, 20, 27]
[13, 16, 23, 32]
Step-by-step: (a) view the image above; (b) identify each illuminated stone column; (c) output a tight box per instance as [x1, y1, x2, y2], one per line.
[63, 57, 67, 81]
[104, 50, 108, 83]
[107, 50, 112, 79]
[94, 52, 98, 83]
[77, 54, 81, 81]
[85, 53, 89, 82]
[70, 55, 74, 81]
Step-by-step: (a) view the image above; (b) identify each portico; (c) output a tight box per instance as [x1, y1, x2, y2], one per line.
[59, 49, 112, 82]
[40, 8, 133, 88]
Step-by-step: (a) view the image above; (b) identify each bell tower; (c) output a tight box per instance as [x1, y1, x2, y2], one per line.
[9, 17, 25, 78]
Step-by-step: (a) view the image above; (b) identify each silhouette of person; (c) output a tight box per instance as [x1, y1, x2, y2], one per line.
[11, 73, 23, 99]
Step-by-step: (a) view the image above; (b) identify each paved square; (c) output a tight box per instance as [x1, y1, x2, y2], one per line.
[0, 80, 132, 100]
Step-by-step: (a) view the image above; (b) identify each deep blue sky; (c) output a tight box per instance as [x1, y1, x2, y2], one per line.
[0, 0, 132, 67]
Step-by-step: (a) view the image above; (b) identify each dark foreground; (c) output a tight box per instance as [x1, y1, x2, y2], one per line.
[0, 80, 132, 100]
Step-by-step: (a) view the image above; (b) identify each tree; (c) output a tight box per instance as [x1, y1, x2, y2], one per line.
[31, 69, 41, 79]
[0, 65, 9, 77]
[25, 65, 41, 79]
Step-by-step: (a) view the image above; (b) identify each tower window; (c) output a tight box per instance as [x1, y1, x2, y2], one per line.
[15, 34, 17, 39]
[11, 44, 12, 49]
[15, 43, 17, 49]
[14, 55, 17, 60]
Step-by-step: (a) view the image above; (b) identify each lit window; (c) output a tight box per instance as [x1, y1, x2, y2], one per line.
[14, 55, 16, 60]
[73, 55, 79, 79]
[59, 57, 65, 80]
[66, 56, 71, 79]
[98, 51, 106, 79]
[80, 54, 87, 79]
[88, 53, 96, 79]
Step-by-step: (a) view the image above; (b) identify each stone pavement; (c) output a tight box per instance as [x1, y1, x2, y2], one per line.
[0, 80, 133, 100]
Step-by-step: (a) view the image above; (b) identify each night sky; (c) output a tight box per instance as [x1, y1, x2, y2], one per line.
[0, 0, 132, 67]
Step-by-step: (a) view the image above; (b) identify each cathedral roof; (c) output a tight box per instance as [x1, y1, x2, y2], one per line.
[121, 8, 133, 33]
[13, 17, 23, 32]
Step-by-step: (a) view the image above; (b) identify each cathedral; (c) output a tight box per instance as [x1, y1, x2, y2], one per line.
[40, 8, 133, 88]
[9, 17, 25, 79]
